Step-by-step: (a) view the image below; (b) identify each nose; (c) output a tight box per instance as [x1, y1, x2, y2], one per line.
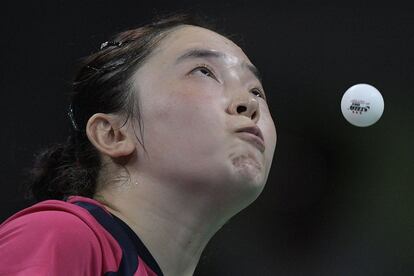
[228, 94, 260, 123]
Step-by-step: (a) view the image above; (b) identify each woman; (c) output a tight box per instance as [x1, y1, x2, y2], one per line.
[0, 14, 277, 276]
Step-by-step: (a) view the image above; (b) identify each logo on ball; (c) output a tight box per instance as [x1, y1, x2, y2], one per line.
[348, 100, 370, 114]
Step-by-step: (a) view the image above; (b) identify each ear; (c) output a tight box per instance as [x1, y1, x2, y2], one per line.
[86, 113, 136, 158]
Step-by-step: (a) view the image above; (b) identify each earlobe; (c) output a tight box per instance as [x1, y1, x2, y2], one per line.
[86, 113, 135, 158]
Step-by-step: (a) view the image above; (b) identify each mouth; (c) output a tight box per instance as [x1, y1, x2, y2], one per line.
[235, 130, 266, 153]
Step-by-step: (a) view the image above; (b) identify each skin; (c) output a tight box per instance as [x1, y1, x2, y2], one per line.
[86, 25, 277, 276]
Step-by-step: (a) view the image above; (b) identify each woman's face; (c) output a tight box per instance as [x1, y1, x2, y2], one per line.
[129, 25, 277, 210]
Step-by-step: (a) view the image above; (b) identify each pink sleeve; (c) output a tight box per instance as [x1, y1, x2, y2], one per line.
[0, 210, 103, 276]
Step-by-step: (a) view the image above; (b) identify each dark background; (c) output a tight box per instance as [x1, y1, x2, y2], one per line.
[1, 1, 414, 275]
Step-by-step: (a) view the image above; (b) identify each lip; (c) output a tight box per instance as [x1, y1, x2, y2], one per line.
[236, 132, 266, 153]
[236, 126, 264, 141]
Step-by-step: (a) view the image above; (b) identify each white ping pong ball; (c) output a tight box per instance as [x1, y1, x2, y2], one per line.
[340, 83, 384, 127]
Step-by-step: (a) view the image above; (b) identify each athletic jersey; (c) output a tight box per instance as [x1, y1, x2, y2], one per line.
[0, 195, 164, 276]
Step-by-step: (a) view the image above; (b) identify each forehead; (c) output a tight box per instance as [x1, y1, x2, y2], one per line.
[155, 25, 253, 65]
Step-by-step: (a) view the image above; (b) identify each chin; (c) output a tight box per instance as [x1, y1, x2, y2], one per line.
[231, 155, 265, 188]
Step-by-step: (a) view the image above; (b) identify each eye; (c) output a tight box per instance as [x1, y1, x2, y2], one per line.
[190, 64, 218, 80]
[251, 88, 266, 100]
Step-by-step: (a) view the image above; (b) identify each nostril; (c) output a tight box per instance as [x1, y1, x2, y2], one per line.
[237, 106, 247, 113]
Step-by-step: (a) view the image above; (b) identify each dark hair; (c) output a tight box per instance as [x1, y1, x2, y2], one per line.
[24, 13, 221, 203]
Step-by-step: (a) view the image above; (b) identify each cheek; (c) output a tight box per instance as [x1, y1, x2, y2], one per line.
[140, 81, 225, 155]
[259, 107, 277, 152]
[261, 104, 277, 137]
[165, 80, 223, 126]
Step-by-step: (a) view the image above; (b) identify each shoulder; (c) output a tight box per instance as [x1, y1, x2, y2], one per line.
[0, 200, 105, 275]
[8, 208, 98, 242]
[1, 199, 101, 243]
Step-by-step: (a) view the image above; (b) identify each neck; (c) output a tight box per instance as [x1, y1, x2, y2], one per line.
[94, 176, 231, 276]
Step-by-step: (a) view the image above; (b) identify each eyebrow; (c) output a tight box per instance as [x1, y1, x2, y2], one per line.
[175, 48, 262, 82]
